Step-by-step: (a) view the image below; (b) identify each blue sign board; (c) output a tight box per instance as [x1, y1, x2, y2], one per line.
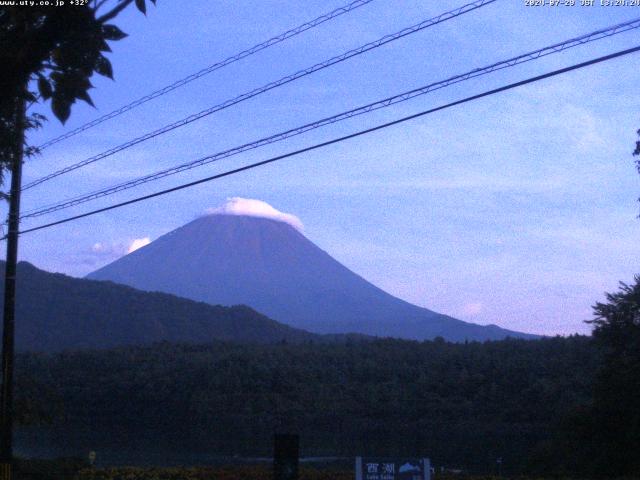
[355, 457, 431, 480]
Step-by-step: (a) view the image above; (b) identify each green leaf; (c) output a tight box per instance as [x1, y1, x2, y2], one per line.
[99, 38, 112, 53]
[37, 77, 53, 100]
[76, 90, 95, 107]
[51, 97, 71, 124]
[102, 24, 128, 41]
[135, 0, 146, 14]
[95, 55, 113, 79]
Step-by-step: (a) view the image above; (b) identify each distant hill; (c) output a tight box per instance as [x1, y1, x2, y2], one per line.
[0, 261, 334, 352]
[88, 213, 537, 341]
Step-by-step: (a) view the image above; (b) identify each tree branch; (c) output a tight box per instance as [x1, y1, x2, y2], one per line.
[96, 0, 135, 24]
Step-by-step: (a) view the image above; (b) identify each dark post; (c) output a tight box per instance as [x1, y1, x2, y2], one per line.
[0, 94, 26, 480]
[273, 434, 299, 480]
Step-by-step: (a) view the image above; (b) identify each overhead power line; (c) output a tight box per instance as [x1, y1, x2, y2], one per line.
[35, 0, 376, 151]
[20, 17, 640, 220]
[23, 0, 497, 191]
[13, 44, 640, 238]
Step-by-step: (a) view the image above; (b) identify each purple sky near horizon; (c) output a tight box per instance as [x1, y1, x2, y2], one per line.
[3, 0, 640, 336]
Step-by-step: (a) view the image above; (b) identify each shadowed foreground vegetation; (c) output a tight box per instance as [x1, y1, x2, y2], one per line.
[14, 461, 346, 480]
[13, 461, 640, 480]
[76, 465, 347, 480]
[15, 336, 597, 476]
[9, 459, 618, 480]
[12, 274, 640, 478]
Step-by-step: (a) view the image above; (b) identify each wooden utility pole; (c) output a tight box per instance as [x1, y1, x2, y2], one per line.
[0, 93, 26, 480]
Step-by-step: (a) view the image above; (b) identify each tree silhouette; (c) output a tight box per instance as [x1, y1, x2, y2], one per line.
[0, 0, 156, 183]
[633, 130, 640, 210]
[0, 3, 156, 475]
[584, 277, 640, 476]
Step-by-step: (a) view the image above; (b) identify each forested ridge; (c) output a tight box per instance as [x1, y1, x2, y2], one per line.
[0, 261, 345, 351]
[15, 336, 597, 474]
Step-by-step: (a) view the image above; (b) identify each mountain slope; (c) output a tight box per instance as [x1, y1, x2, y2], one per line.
[0, 261, 327, 352]
[87, 214, 536, 341]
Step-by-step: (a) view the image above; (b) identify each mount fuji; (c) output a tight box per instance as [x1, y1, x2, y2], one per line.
[87, 199, 536, 341]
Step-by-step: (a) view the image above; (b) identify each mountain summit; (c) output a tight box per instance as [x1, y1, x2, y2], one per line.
[88, 204, 535, 341]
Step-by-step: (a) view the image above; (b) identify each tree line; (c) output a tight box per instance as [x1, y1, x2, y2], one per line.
[14, 335, 595, 475]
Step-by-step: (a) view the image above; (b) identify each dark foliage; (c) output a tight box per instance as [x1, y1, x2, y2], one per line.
[586, 277, 640, 477]
[0, 0, 155, 184]
[13, 457, 88, 480]
[532, 277, 640, 478]
[14, 336, 596, 475]
[633, 130, 640, 208]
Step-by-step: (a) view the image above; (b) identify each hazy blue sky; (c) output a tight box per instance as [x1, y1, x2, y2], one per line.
[8, 0, 640, 336]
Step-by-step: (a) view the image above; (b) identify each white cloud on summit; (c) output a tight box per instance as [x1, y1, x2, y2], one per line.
[206, 197, 303, 231]
[127, 237, 151, 253]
